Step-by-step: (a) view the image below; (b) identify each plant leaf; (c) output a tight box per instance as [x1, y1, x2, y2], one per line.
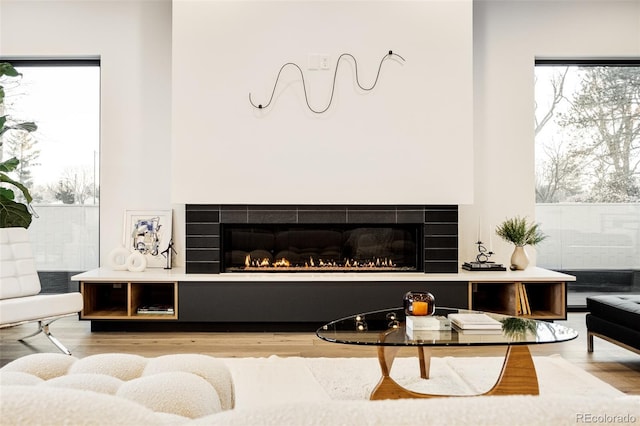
[0, 197, 32, 228]
[13, 121, 38, 132]
[0, 187, 15, 200]
[0, 121, 38, 136]
[0, 171, 33, 203]
[0, 62, 21, 78]
[496, 216, 546, 246]
[0, 157, 20, 173]
[12, 121, 38, 132]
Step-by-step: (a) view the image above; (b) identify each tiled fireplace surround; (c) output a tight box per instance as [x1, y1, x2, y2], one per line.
[185, 205, 458, 274]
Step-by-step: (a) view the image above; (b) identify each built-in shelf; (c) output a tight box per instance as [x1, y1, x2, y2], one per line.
[81, 281, 178, 320]
[469, 281, 566, 320]
[74, 267, 573, 327]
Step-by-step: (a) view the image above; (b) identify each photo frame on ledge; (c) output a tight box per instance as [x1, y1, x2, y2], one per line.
[123, 210, 173, 268]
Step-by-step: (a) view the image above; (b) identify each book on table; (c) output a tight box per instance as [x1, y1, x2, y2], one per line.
[405, 315, 451, 331]
[448, 313, 503, 330]
[453, 326, 504, 335]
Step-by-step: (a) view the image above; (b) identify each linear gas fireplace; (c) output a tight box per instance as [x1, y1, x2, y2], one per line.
[223, 224, 421, 273]
[185, 205, 458, 274]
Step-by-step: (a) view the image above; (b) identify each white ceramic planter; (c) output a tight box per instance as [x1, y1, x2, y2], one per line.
[510, 246, 530, 270]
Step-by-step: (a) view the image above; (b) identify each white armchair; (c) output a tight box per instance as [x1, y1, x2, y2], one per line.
[0, 227, 83, 355]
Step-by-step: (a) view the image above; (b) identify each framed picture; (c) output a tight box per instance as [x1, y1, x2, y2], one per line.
[123, 210, 173, 268]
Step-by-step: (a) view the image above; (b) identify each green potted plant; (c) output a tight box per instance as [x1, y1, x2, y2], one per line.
[495, 216, 547, 270]
[0, 62, 38, 228]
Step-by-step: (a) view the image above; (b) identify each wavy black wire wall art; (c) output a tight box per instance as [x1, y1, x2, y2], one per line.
[249, 51, 406, 114]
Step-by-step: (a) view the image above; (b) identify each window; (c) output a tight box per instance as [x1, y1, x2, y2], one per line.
[534, 60, 640, 308]
[0, 59, 100, 292]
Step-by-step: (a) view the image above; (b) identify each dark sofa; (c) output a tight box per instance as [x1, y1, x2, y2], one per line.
[586, 294, 640, 355]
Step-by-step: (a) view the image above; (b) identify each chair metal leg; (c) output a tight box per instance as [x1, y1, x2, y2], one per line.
[18, 318, 72, 355]
[17, 321, 45, 340]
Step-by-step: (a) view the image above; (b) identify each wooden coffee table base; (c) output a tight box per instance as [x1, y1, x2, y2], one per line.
[370, 344, 539, 400]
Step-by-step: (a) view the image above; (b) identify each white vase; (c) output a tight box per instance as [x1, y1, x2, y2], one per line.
[510, 246, 529, 270]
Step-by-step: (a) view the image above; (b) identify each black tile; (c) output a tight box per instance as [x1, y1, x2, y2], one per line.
[298, 210, 347, 223]
[186, 210, 220, 223]
[396, 205, 426, 211]
[424, 261, 458, 273]
[396, 210, 425, 223]
[425, 209, 458, 223]
[221, 205, 249, 211]
[186, 223, 220, 236]
[424, 235, 458, 249]
[298, 205, 347, 212]
[425, 205, 457, 210]
[186, 249, 220, 262]
[220, 210, 249, 223]
[424, 223, 458, 236]
[424, 248, 458, 261]
[248, 210, 297, 223]
[186, 204, 220, 211]
[186, 262, 220, 274]
[347, 205, 396, 211]
[248, 205, 299, 211]
[347, 210, 397, 224]
[186, 236, 220, 249]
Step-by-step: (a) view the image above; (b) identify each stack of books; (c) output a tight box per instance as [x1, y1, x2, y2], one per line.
[405, 315, 451, 340]
[515, 282, 531, 315]
[136, 304, 175, 315]
[448, 313, 503, 334]
[462, 261, 506, 271]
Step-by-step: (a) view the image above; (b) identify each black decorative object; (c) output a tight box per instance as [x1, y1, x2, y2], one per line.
[462, 240, 506, 271]
[161, 239, 176, 270]
[249, 51, 405, 114]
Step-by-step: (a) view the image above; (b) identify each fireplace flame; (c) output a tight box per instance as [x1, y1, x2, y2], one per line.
[273, 258, 291, 267]
[259, 258, 270, 267]
[242, 254, 398, 271]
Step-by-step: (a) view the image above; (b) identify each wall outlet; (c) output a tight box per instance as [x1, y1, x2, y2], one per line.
[319, 55, 330, 70]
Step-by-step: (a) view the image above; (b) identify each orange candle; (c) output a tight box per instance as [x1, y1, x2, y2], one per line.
[412, 301, 428, 316]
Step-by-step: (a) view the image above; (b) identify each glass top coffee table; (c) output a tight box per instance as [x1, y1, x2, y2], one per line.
[316, 307, 578, 400]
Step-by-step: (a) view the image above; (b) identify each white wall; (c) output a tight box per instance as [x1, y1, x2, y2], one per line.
[2, 0, 639, 269]
[171, 0, 474, 205]
[0, 0, 173, 266]
[461, 0, 640, 267]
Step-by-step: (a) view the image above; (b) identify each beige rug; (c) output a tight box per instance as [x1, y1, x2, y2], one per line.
[222, 355, 625, 409]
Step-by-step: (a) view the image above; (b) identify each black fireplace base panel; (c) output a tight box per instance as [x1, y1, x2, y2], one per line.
[178, 281, 467, 323]
[89, 280, 469, 331]
[86, 280, 468, 331]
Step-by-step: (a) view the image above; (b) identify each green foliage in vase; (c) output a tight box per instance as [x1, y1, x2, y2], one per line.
[495, 216, 547, 247]
[0, 62, 38, 228]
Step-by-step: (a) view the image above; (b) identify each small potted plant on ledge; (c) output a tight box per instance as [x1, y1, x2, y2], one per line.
[495, 216, 547, 271]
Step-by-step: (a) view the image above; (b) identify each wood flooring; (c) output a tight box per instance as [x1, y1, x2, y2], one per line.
[1, 312, 638, 395]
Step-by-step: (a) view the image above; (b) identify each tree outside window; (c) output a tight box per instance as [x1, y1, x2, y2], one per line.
[535, 61, 640, 307]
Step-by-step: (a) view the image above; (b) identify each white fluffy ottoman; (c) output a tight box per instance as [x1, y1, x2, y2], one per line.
[0, 353, 234, 421]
